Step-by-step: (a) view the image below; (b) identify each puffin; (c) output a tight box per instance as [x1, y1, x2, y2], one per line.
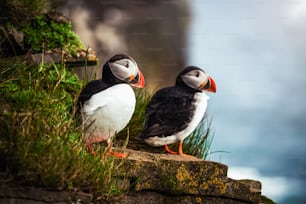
[138, 66, 216, 157]
[77, 54, 145, 158]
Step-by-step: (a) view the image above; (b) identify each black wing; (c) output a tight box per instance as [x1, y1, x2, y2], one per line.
[77, 80, 110, 107]
[140, 86, 195, 139]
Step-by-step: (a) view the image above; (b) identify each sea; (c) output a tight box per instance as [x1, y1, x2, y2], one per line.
[187, 1, 306, 203]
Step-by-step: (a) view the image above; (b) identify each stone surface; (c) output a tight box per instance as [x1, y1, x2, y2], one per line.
[109, 191, 251, 204]
[0, 149, 273, 204]
[122, 149, 262, 204]
[0, 184, 92, 204]
[0, 26, 26, 57]
[27, 52, 98, 67]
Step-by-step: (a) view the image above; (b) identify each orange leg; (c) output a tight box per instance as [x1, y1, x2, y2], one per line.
[85, 137, 102, 157]
[177, 141, 196, 158]
[107, 142, 128, 159]
[85, 138, 127, 158]
[165, 145, 177, 154]
[86, 143, 97, 157]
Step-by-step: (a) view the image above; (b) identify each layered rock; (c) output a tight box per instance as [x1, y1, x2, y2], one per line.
[116, 149, 262, 204]
[0, 149, 273, 203]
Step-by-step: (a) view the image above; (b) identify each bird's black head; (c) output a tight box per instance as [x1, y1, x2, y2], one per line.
[176, 66, 217, 93]
[102, 54, 145, 88]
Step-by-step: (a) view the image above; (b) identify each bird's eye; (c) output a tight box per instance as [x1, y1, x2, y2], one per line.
[195, 71, 200, 77]
[125, 63, 129, 68]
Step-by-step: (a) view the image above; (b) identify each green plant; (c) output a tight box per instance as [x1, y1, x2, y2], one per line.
[0, 59, 126, 196]
[183, 114, 214, 159]
[22, 15, 84, 56]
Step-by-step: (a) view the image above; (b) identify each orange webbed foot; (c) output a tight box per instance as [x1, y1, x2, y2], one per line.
[164, 145, 177, 155]
[108, 149, 128, 158]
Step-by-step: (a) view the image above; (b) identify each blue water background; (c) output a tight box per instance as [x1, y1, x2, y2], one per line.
[187, 1, 306, 203]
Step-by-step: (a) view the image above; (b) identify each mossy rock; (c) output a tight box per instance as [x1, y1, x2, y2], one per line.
[122, 149, 262, 204]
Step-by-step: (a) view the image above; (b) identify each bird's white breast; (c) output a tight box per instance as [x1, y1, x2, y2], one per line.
[176, 92, 209, 141]
[83, 84, 136, 142]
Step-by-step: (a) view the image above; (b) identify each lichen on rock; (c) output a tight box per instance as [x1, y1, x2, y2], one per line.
[122, 149, 263, 204]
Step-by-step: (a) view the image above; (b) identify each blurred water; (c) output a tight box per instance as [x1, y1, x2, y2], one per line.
[187, 1, 306, 203]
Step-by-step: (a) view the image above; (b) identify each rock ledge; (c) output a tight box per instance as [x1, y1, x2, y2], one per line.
[0, 149, 270, 204]
[118, 149, 262, 204]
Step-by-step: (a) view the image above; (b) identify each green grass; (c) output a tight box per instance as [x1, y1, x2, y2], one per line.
[22, 14, 84, 56]
[183, 114, 214, 159]
[0, 59, 127, 196]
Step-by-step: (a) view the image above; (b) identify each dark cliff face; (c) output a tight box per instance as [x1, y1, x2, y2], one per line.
[57, 0, 190, 88]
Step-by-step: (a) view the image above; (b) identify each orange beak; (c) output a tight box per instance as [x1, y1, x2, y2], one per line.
[200, 76, 216, 92]
[130, 70, 145, 88]
[206, 76, 217, 92]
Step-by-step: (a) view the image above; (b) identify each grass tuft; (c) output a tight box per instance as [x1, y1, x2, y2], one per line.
[183, 114, 214, 160]
[0, 59, 126, 196]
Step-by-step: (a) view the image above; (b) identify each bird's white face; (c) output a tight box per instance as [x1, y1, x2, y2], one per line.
[181, 69, 209, 91]
[108, 58, 139, 82]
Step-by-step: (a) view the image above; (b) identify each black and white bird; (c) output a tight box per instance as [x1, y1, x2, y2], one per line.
[77, 54, 145, 158]
[139, 66, 216, 157]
